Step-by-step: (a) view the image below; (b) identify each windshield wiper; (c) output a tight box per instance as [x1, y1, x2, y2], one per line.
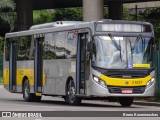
[108, 34, 122, 61]
[132, 34, 145, 51]
[108, 34, 121, 50]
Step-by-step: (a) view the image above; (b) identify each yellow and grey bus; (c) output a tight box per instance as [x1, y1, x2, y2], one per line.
[3, 20, 155, 106]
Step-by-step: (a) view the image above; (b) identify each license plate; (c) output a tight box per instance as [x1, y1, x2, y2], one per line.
[121, 88, 133, 94]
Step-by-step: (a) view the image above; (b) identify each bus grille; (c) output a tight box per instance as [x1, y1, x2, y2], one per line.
[108, 86, 145, 94]
[104, 72, 147, 78]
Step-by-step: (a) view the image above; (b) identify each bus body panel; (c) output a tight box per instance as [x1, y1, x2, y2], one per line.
[43, 59, 74, 95]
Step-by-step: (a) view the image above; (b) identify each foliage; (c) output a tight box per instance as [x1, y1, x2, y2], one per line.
[33, 8, 83, 24]
[104, 7, 134, 20]
[34, 7, 132, 23]
[123, 7, 134, 20]
[53, 7, 83, 21]
[134, 8, 160, 49]
[33, 10, 54, 24]
[104, 7, 108, 19]
[0, 37, 4, 55]
[0, 0, 16, 31]
[0, 76, 2, 83]
[138, 8, 160, 38]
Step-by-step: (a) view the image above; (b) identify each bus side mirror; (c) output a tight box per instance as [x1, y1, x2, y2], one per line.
[87, 42, 92, 53]
[86, 42, 92, 60]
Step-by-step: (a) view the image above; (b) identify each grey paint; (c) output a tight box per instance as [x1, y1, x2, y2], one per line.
[43, 59, 73, 95]
[91, 79, 155, 97]
[83, 0, 104, 22]
[5, 21, 154, 39]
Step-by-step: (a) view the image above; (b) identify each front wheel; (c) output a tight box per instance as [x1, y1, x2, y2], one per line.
[66, 80, 82, 105]
[23, 79, 41, 102]
[119, 97, 134, 107]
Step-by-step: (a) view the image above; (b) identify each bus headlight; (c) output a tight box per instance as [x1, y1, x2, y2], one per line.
[93, 75, 107, 88]
[146, 78, 155, 88]
[150, 71, 155, 78]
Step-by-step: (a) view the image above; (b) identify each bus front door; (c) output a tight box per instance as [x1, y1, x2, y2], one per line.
[76, 33, 90, 95]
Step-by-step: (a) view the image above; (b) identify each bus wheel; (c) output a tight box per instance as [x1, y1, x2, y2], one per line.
[23, 79, 41, 102]
[119, 97, 134, 107]
[66, 80, 81, 105]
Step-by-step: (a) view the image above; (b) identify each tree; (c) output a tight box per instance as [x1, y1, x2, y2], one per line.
[0, 0, 16, 31]
[138, 8, 160, 38]
[0, 37, 4, 55]
[53, 7, 83, 21]
[104, 7, 134, 20]
[133, 8, 160, 49]
[123, 7, 134, 20]
[33, 10, 54, 24]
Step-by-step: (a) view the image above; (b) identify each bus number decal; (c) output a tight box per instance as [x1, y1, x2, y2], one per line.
[132, 81, 142, 85]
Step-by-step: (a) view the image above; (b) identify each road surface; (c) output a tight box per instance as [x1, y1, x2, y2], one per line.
[0, 85, 160, 120]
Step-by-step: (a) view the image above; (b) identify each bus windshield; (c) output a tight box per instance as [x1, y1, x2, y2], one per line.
[92, 35, 153, 69]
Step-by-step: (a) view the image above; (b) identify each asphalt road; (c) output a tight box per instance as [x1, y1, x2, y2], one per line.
[0, 85, 160, 120]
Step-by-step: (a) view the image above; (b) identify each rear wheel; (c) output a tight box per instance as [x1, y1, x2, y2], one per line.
[23, 79, 41, 102]
[119, 97, 134, 107]
[66, 80, 82, 105]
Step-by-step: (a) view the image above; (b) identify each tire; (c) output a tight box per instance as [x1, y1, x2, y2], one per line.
[23, 79, 41, 102]
[66, 80, 82, 105]
[119, 97, 134, 107]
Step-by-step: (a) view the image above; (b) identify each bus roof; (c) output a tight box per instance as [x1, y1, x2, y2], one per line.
[30, 21, 83, 30]
[5, 20, 153, 39]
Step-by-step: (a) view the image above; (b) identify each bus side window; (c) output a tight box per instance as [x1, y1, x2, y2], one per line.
[26, 36, 32, 60]
[44, 33, 56, 60]
[92, 40, 96, 61]
[55, 32, 66, 59]
[28, 36, 34, 60]
[17, 37, 27, 61]
[5, 39, 10, 61]
[66, 31, 77, 59]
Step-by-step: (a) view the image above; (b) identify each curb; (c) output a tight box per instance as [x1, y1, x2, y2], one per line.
[134, 101, 160, 107]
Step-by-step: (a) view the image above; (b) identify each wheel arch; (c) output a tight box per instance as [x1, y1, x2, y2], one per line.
[22, 76, 29, 88]
[65, 76, 74, 95]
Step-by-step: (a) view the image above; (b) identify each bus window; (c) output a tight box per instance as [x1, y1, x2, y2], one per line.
[44, 33, 56, 59]
[5, 39, 10, 61]
[28, 36, 34, 60]
[17, 37, 27, 61]
[55, 32, 66, 59]
[66, 31, 78, 58]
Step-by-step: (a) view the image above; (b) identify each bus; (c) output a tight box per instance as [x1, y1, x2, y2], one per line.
[3, 20, 155, 107]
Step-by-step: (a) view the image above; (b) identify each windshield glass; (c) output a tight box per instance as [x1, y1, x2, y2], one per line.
[92, 35, 153, 69]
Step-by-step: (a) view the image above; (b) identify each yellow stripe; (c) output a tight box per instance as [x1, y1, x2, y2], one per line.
[35, 93, 42, 96]
[133, 64, 150, 68]
[100, 75, 151, 87]
[3, 69, 46, 86]
[3, 69, 9, 85]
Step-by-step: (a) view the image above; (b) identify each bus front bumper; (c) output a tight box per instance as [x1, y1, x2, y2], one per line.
[91, 80, 155, 97]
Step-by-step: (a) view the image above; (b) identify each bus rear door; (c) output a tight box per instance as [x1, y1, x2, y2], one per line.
[9, 40, 17, 92]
